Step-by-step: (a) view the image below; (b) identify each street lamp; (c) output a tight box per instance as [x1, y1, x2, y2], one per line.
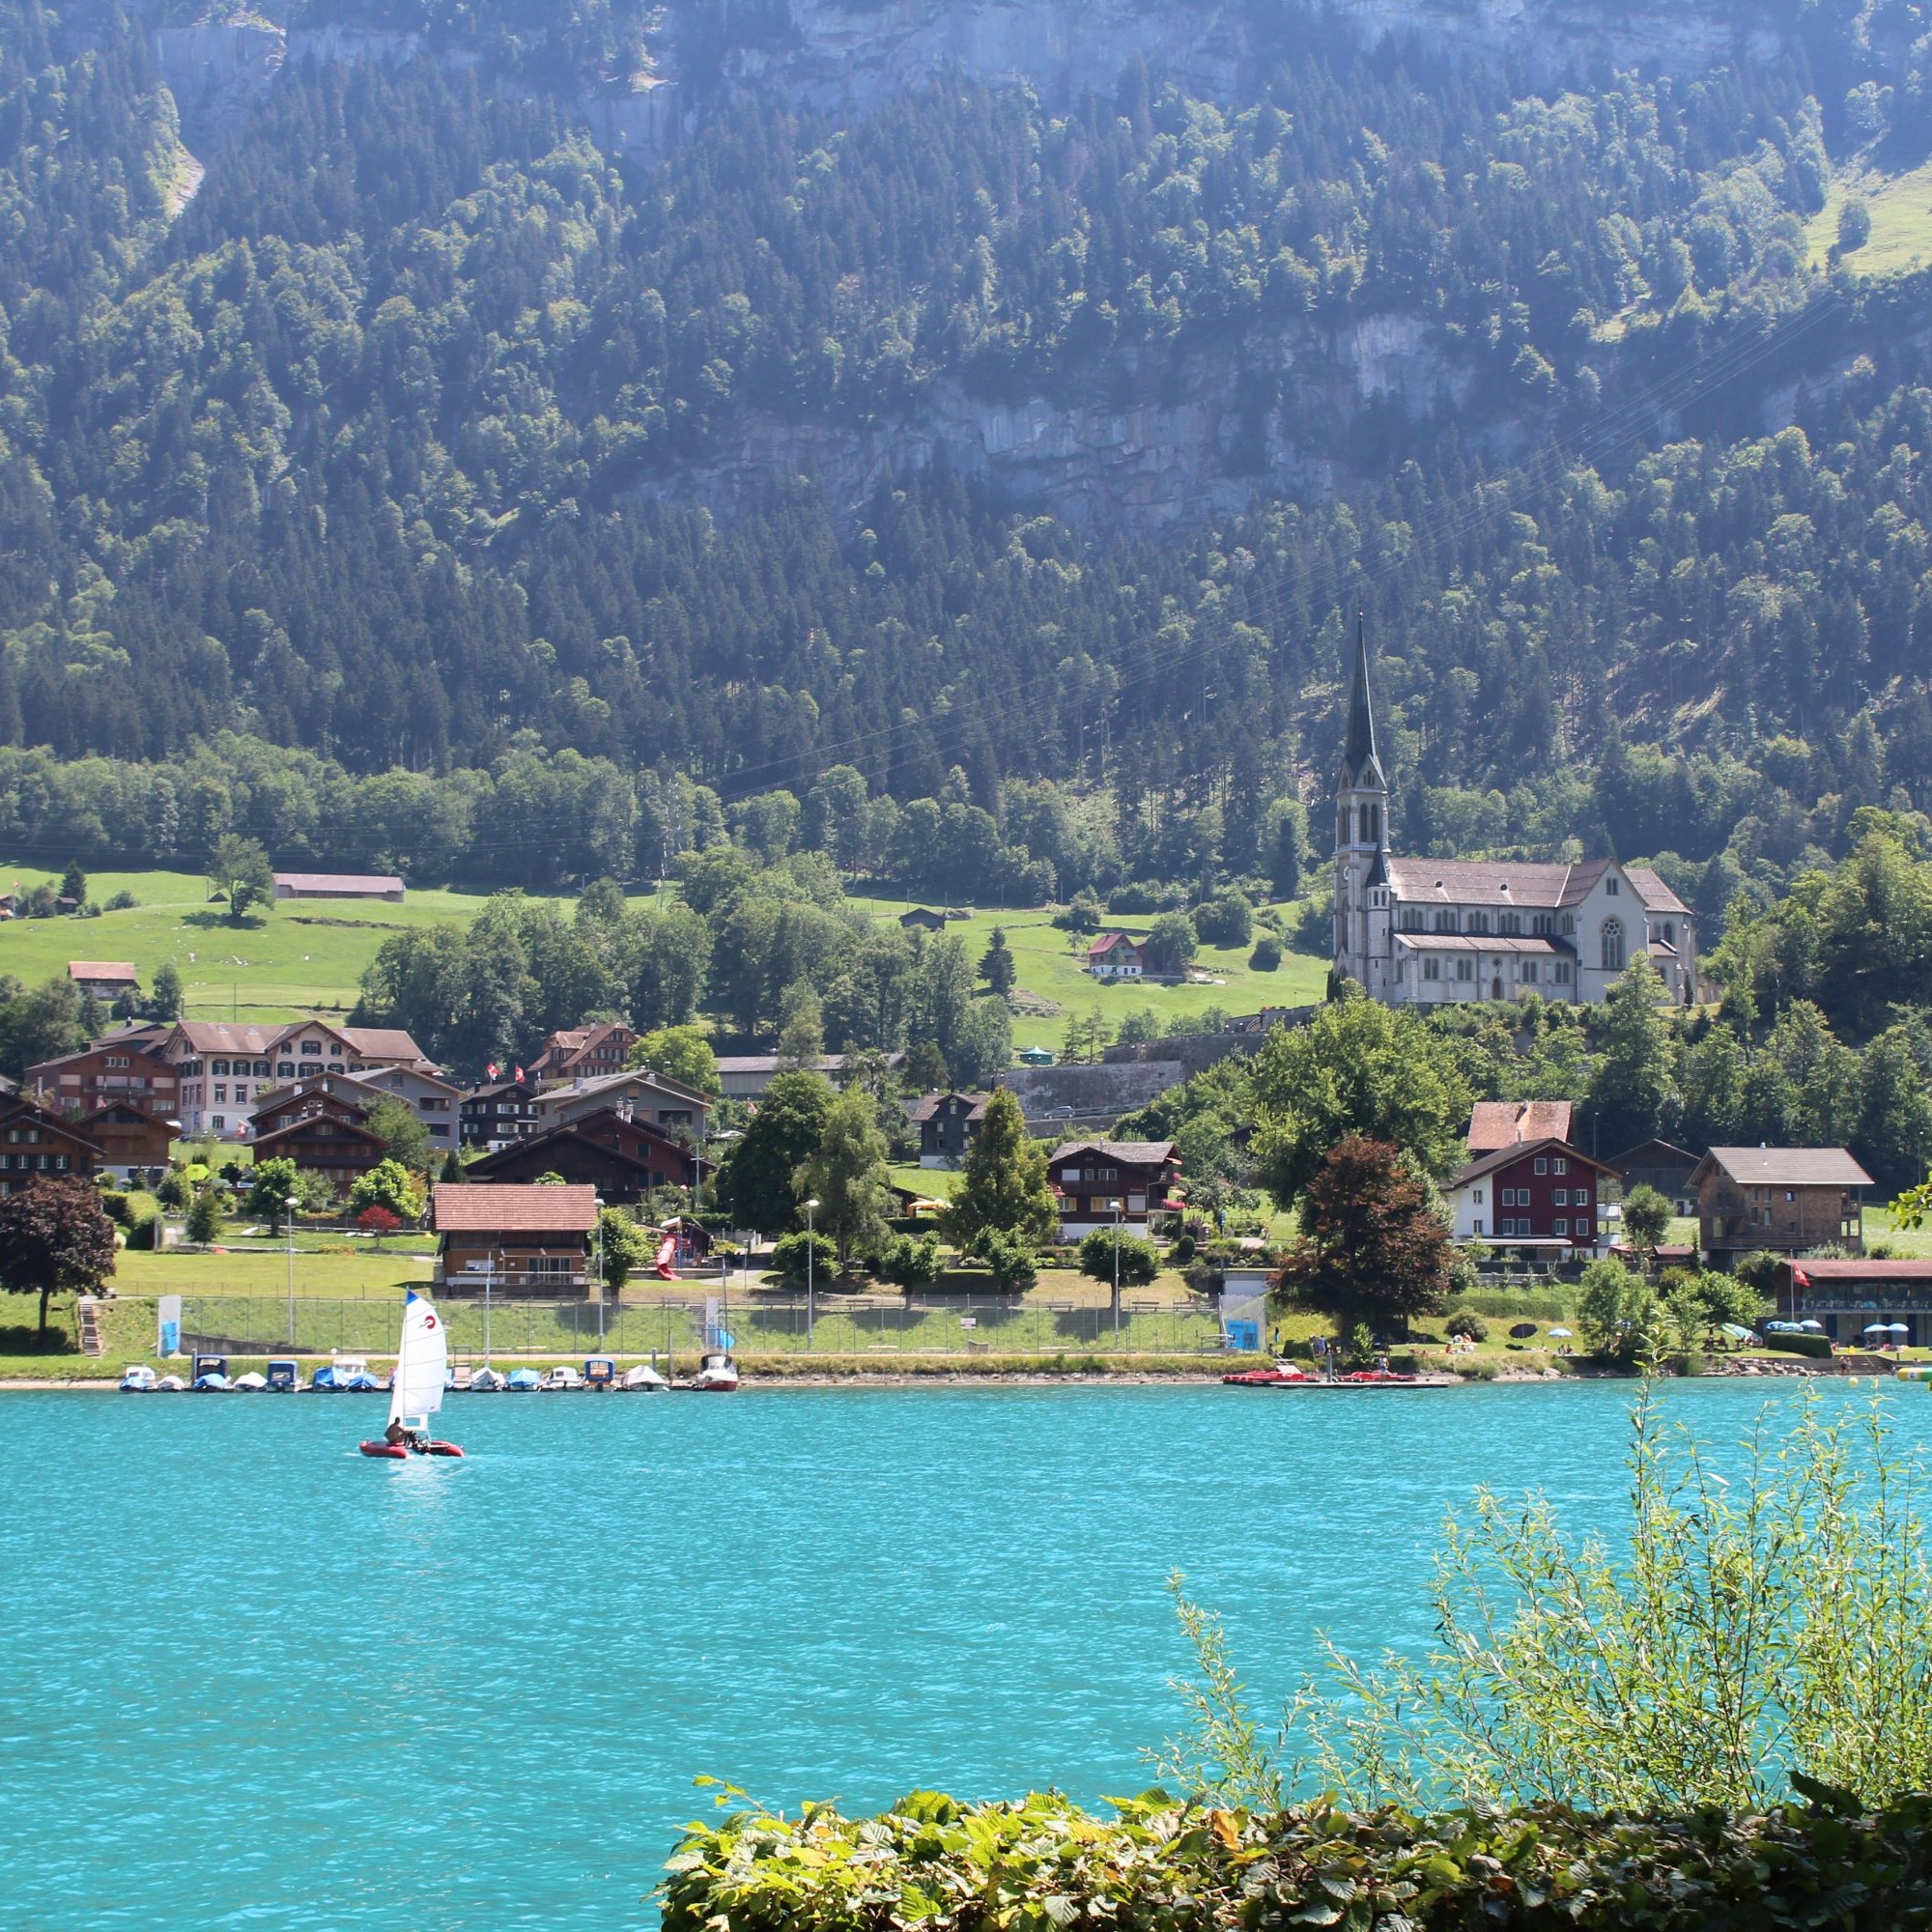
[593, 1195, 606, 1347]
[806, 1197, 821, 1350]
[1112, 1199, 1122, 1346]
[278, 1187, 298, 1348]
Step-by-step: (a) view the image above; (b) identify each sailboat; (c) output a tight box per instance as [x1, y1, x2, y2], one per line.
[359, 1290, 465, 1459]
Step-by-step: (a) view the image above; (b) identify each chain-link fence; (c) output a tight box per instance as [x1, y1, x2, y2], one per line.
[175, 1293, 1228, 1358]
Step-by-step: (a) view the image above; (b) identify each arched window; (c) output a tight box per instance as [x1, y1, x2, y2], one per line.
[1467, 911, 1490, 935]
[1602, 918, 1625, 972]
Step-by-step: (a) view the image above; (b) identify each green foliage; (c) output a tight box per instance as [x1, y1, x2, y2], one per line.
[1077, 1226, 1160, 1289]
[718, 1070, 832, 1234]
[1620, 1182, 1673, 1251]
[208, 835, 274, 923]
[1192, 890, 1253, 950]
[1142, 912, 1200, 978]
[365, 1094, 431, 1172]
[0, 1177, 117, 1338]
[1252, 988, 1471, 1209]
[941, 1088, 1058, 1250]
[1585, 958, 1681, 1151]
[149, 961, 184, 1022]
[1444, 1310, 1488, 1342]
[958, 1227, 1029, 1293]
[598, 1206, 651, 1292]
[870, 1231, 942, 1292]
[1248, 933, 1282, 972]
[770, 1228, 837, 1285]
[631, 1025, 720, 1094]
[348, 1159, 426, 1223]
[244, 1156, 301, 1232]
[185, 1188, 225, 1246]
[792, 1084, 895, 1264]
[1577, 1258, 1662, 1364]
[978, 927, 1015, 997]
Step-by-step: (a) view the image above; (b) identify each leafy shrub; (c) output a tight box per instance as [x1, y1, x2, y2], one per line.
[974, 1227, 1038, 1293]
[1765, 1330, 1833, 1358]
[103, 889, 138, 910]
[1249, 933, 1283, 971]
[871, 1231, 942, 1291]
[771, 1229, 838, 1284]
[1169, 1232, 1195, 1264]
[1192, 888, 1254, 948]
[1444, 1309, 1488, 1341]
[1078, 1227, 1160, 1287]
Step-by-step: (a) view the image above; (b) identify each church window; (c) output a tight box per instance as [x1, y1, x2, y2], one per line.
[1605, 875, 1619, 895]
[1499, 912, 1520, 935]
[1662, 920, 1676, 945]
[1455, 957, 1473, 980]
[1337, 805, 1349, 844]
[1553, 961, 1573, 984]
[1399, 908, 1423, 931]
[1422, 957, 1441, 981]
[1520, 960, 1538, 982]
[1602, 919, 1625, 971]
[1532, 913, 1552, 935]
[1561, 914, 1576, 935]
[1468, 911, 1490, 934]
[1434, 910, 1458, 933]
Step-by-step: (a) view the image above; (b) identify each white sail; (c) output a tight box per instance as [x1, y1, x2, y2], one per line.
[388, 1290, 448, 1424]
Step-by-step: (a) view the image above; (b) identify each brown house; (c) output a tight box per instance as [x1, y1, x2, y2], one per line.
[465, 1109, 694, 1203]
[527, 1021, 639, 1084]
[27, 1035, 180, 1117]
[905, 1091, 989, 1163]
[79, 1100, 178, 1182]
[1693, 1147, 1871, 1264]
[433, 1182, 598, 1294]
[1606, 1138, 1703, 1216]
[462, 1078, 543, 1149]
[1046, 1138, 1181, 1236]
[0, 1095, 101, 1195]
[250, 1089, 389, 1197]
[68, 961, 140, 1002]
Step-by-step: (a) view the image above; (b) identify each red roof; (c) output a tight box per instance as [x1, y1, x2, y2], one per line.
[68, 961, 139, 982]
[1468, 1100, 1575, 1152]
[1085, 932, 1140, 958]
[433, 1183, 599, 1234]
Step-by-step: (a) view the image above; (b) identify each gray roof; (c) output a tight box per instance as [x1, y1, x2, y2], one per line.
[1342, 611, 1383, 786]
[1697, 1148, 1874, 1188]
[1626, 866, 1690, 915]
[1049, 1139, 1179, 1167]
[1395, 933, 1571, 954]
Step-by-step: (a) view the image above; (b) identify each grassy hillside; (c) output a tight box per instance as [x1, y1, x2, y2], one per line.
[1807, 159, 1932, 275]
[2, 864, 1328, 1042]
[852, 894, 1327, 1053]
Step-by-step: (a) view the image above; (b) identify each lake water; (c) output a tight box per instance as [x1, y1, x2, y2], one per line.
[3, 1378, 1923, 1929]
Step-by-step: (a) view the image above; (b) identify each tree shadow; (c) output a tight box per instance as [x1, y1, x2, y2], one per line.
[182, 909, 268, 932]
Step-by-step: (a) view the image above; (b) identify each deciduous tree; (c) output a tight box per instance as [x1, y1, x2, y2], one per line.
[793, 1084, 895, 1266]
[718, 1070, 832, 1234]
[0, 1178, 116, 1341]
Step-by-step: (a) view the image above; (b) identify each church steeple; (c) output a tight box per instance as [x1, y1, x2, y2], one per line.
[1343, 608, 1383, 786]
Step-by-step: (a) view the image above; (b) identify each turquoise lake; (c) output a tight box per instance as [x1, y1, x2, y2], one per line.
[4, 1378, 1924, 1929]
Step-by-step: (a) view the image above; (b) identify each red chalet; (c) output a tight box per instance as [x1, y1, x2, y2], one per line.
[1443, 1137, 1619, 1257]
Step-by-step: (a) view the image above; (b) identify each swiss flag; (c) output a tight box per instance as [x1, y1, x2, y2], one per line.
[514, 1065, 526, 1082]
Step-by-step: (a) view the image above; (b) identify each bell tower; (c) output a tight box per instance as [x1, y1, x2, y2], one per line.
[1333, 612, 1393, 997]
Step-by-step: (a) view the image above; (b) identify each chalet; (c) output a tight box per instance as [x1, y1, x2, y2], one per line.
[1694, 1147, 1871, 1263]
[1467, 1100, 1574, 1155]
[272, 871, 405, 902]
[433, 1182, 597, 1294]
[905, 1091, 989, 1164]
[68, 961, 139, 1003]
[465, 1109, 695, 1203]
[714, 1054, 902, 1101]
[78, 1100, 178, 1183]
[1772, 1257, 1932, 1348]
[1046, 1138, 1181, 1236]
[462, 1079, 542, 1150]
[0, 1095, 101, 1195]
[528, 1021, 639, 1084]
[250, 1088, 388, 1197]
[27, 1035, 180, 1117]
[899, 907, 948, 932]
[355, 1063, 464, 1149]
[1085, 932, 1145, 980]
[1607, 1138, 1703, 1217]
[1444, 1138, 1619, 1257]
[533, 1066, 710, 1141]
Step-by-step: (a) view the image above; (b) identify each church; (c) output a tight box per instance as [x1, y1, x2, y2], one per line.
[1332, 622, 1697, 1008]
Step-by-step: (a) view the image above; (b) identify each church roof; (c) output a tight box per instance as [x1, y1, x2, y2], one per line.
[1342, 611, 1384, 786]
[1382, 855, 1692, 919]
[1626, 866, 1690, 915]
[1393, 933, 1572, 954]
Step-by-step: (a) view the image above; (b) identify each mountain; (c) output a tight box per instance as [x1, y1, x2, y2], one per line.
[1, 0, 1930, 920]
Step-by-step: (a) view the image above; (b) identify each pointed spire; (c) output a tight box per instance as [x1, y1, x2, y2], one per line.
[1344, 606, 1380, 781]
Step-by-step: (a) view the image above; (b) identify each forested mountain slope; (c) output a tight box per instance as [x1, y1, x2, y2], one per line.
[2, 0, 1930, 925]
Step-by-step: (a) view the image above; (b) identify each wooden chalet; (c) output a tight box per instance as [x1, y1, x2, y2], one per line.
[464, 1108, 694, 1204]
[433, 1182, 598, 1294]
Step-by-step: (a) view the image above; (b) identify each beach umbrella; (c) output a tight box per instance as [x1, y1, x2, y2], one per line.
[1864, 1322, 1889, 1335]
[1720, 1322, 1755, 1341]
[1888, 1322, 1912, 1335]
[1509, 1321, 1538, 1339]
[1548, 1326, 1573, 1338]
[1797, 1320, 1825, 1331]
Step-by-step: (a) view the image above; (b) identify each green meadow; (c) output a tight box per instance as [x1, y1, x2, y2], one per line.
[2, 861, 1327, 1038]
[1807, 158, 1932, 277]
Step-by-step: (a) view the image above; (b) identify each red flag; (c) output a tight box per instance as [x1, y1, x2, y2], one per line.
[514, 1065, 526, 1082]
[487, 1062, 500, 1080]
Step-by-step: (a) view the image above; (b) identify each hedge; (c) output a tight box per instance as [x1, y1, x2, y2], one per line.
[662, 1782, 1932, 1932]
[1764, 1331, 1834, 1359]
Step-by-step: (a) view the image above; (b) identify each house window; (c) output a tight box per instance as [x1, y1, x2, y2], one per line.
[1602, 919, 1625, 971]
[1534, 1158, 1548, 1175]
[213, 1085, 227, 1103]
[1473, 1218, 1484, 1236]
[1553, 1158, 1567, 1175]
[1552, 1187, 1567, 1206]
[212, 1115, 225, 1131]
[330, 1042, 344, 1056]
[1472, 1188, 1484, 1204]
[278, 1062, 294, 1077]
[1554, 1218, 1569, 1236]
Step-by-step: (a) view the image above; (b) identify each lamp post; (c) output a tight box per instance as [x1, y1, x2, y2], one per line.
[280, 1187, 297, 1347]
[1112, 1200, 1122, 1346]
[593, 1195, 606, 1347]
[806, 1196, 821, 1350]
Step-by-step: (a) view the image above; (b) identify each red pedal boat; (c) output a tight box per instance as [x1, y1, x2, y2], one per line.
[359, 1438, 466, 1458]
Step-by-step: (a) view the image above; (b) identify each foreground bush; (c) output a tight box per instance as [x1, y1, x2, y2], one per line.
[663, 1782, 1932, 1932]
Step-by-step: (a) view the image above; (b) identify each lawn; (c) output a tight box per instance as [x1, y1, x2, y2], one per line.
[0, 862, 568, 1023]
[1806, 158, 1932, 277]
[850, 890, 1327, 1054]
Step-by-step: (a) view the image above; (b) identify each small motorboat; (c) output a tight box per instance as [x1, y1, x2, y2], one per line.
[266, 1359, 300, 1392]
[540, 1364, 583, 1391]
[155, 1374, 187, 1392]
[584, 1355, 616, 1389]
[685, 1351, 740, 1393]
[191, 1370, 232, 1392]
[310, 1365, 346, 1392]
[232, 1372, 269, 1392]
[119, 1365, 157, 1393]
[505, 1368, 543, 1392]
[191, 1352, 229, 1385]
[340, 1371, 384, 1392]
[469, 1366, 505, 1392]
[621, 1362, 670, 1391]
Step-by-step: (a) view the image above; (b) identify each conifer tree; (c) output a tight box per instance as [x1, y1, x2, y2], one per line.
[941, 1087, 1057, 1250]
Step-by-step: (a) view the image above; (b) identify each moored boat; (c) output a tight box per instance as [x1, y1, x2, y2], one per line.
[684, 1350, 740, 1392]
[119, 1364, 157, 1393]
